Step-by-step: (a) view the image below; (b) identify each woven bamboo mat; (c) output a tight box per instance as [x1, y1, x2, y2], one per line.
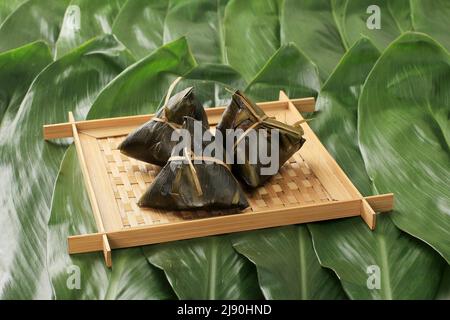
[98, 136, 332, 228]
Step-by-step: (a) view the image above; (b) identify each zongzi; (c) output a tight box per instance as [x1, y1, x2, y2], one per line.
[216, 90, 306, 188]
[139, 116, 249, 211]
[118, 86, 208, 166]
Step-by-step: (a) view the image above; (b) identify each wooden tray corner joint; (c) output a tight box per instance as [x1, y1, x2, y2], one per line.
[43, 91, 394, 268]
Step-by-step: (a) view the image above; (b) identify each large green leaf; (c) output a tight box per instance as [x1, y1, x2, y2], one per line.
[281, 0, 346, 81]
[113, 0, 229, 64]
[175, 63, 246, 107]
[0, 0, 70, 53]
[112, 0, 168, 59]
[358, 32, 450, 262]
[145, 236, 262, 299]
[311, 37, 378, 195]
[0, 41, 51, 121]
[0, 35, 131, 299]
[0, 42, 53, 299]
[87, 37, 197, 119]
[338, 0, 411, 50]
[245, 43, 320, 102]
[411, 0, 450, 51]
[387, 0, 413, 32]
[436, 265, 450, 300]
[310, 215, 445, 299]
[308, 37, 445, 299]
[48, 146, 175, 299]
[48, 38, 203, 298]
[232, 226, 346, 299]
[55, 0, 126, 58]
[224, 0, 280, 82]
[162, 0, 229, 64]
[0, 0, 24, 24]
[0, 42, 52, 298]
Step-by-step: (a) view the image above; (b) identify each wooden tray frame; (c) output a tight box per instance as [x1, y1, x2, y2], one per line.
[44, 91, 393, 267]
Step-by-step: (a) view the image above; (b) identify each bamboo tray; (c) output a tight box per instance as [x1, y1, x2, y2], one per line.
[43, 91, 393, 267]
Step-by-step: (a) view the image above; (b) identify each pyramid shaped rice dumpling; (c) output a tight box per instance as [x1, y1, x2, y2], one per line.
[216, 90, 306, 188]
[119, 87, 208, 166]
[139, 117, 249, 211]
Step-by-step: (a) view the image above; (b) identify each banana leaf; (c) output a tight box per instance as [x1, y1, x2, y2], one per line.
[0, 41, 51, 121]
[387, 0, 413, 32]
[224, 0, 280, 83]
[281, 0, 346, 81]
[358, 32, 450, 263]
[0, 42, 52, 299]
[232, 226, 347, 299]
[87, 37, 196, 119]
[0, 0, 24, 23]
[0, 35, 131, 299]
[245, 43, 320, 102]
[48, 146, 175, 299]
[112, 0, 168, 59]
[0, 0, 70, 53]
[337, 0, 411, 50]
[411, 0, 450, 51]
[179, 64, 246, 107]
[307, 37, 446, 299]
[311, 37, 378, 195]
[144, 237, 263, 299]
[113, 0, 229, 64]
[55, 0, 127, 58]
[161, 0, 230, 64]
[436, 265, 450, 300]
[48, 38, 201, 298]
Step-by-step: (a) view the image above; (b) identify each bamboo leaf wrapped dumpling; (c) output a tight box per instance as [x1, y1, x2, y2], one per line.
[119, 86, 208, 166]
[216, 90, 306, 188]
[139, 116, 249, 211]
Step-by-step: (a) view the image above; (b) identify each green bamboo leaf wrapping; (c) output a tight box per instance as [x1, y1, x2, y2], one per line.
[144, 237, 263, 299]
[224, 0, 280, 82]
[55, 0, 127, 58]
[0, 35, 131, 299]
[411, 0, 450, 51]
[48, 146, 175, 299]
[245, 43, 320, 102]
[0, 0, 70, 53]
[281, 0, 346, 81]
[308, 37, 445, 299]
[232, 226, 347, 300]
[358, 32, 450, 262]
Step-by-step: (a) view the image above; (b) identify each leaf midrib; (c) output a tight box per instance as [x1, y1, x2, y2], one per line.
[297, 227, 308, 299]
[207, 238, 218, 299]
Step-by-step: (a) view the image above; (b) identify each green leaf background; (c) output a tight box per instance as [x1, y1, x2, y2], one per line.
[0, 0, 448, 300]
